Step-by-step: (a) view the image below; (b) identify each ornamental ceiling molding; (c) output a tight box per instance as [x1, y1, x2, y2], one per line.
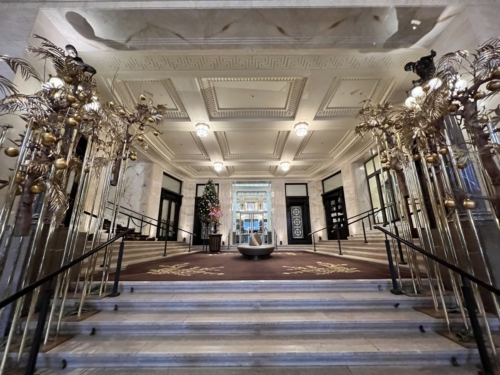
[215, 131, 289, 160]
[171, 132, 210, 161]
[294, 130, 351, 161]
[113, 78, 189, 120]
[198, 77, 306, 119]
[83, 52, 424, 72]
[315, 77, 396, 119]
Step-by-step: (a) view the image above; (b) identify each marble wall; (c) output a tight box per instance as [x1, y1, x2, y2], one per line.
[307, 180, 326, 242]
[271, 180, 288, 245]
[178, 181, 196, 242]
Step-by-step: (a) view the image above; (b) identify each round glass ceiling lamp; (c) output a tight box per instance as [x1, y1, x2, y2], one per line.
[455, 79, 467, 91]
[404, 96, 418, 109]
[411, 86, 425, 99]
[195, 123, 210, 137]
[280, 162, 290, 171]
[214, 162, 223, 172]
[294, 122, 308, 137]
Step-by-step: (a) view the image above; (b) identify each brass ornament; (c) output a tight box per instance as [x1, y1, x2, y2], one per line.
[84, 166, 90, 173]
[66, 117, 79, 127]
[486, 81, 500, 92]
[147, 117, 155, 123]
[109, 101, 116, 107]
[62, 75, 73, 84]
[448, 104, 459, 113]
[381, 157, 388, 163]
[383, 163, 391, 171]
[474, 91, 486, 100]
[119, 109, 127, 116]
[422, 84, 430, 92]
[137, 135, 144, 142]
[491, 67, 500, 79]
[457, 161, 467, 169]
[78, 93, 87, 101]
[412, 154, 421, 161]
[41, 132, 57, 146]
[5, 147, 20, 157]
[14, 173, 25, 183]
[30, 182, 45, 194]
[153, 130, 159, 136]
[438, 147, 449, 155]
[444, 199, 457, 209]
[140, 94, 147, 101]
[129, 154, 137, 161]
[479, 115, 489, 123]
[425, 154, 436, 164]
[15, 185, 22, 196]
[53, 158, 68, 170]
[139, 125, 145, 131]
[66, 94, 77, 103]
[463, 198, 477, 210]
[71, 102, 81, 109]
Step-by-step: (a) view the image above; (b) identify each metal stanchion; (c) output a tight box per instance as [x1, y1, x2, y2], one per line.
[109, 240, 125, 298]
[362, 220, 368, 243]
[336, 224, 342, 255]
[384, 234, 402, 295]
[313, 235, 316, 252]
[393, 225, 406, 264]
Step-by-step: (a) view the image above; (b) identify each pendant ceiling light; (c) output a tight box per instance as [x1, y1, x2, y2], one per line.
[294, 122, 308, 137]
[214, 162, 223, 172]
[280, 162, 290, 171]
[195, 123, 210, 137]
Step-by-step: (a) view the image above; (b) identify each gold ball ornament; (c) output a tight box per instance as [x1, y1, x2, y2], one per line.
[412, 154, 421, 161]
[491, 67, 500, 79]
[444, 199, 457, 209]
[463, 198, 477, 210]
[129, 154, 137, 161]
[383, 163, 391, 171]
[14, 173, 25, 183]
[62, 75, 73, 84]
[422, 84, 430, 92]
[66, 117, 79, 127]
[137, 135, 144, 143]
[66, 94, 77, 103]
[438, 147, 449, 155]
[381, 157, 388, 163]
[84, 166, 90, 173]
[486, 81, 500, 92]
[479, 115, 489, 123]
[153, 130, 159, 136]
[140, 94, 147, 101]
[53, 158, 68, 170]
[448, 104, 460, 113]
[139, 125, 145, 131]
[71, 102, 81, 109]
[5, 147, 20, 157]
[15, 185, 22, 196]
[109, 101, 116, 107]
[41, 133, 57, 146]
[75, 115, 83, 122]
[425, 154, 436, 164]
[119, 109, 127, 116]
[30, 182, 45, 194]
[457, 161, 467, 169]
[474, 91, 486, 100]
[147, 117, 155, 123]
[78, 93, 87, 101]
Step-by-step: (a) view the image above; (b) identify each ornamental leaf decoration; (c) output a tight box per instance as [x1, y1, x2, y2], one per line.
[0, 56, 42, 82]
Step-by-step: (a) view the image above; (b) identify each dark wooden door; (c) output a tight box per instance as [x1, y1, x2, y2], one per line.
[322, 187, 349, 240]
[286, 197, 312, 245]
[157, 190, 182, 241]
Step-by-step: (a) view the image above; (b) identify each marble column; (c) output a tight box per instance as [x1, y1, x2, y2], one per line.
[308, 180, 326, 242]
[178, 181, 196, 241]
[218, 180, 232, 246]
[271, 180, 287, 245]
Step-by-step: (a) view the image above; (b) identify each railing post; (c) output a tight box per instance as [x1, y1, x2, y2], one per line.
[367, 214, 372, 230]
[139, 215, 143, 235]
[189, 234, 192, 252]
[336, 224, 342, 255]
[362, 220, 368, 243]
[163, 222, 168, 257]
[384, 234, 402, 295]
[109, 239, 125, 298]
[313, 234, 316, 252]
[25, 282, 53, 375]
[461, 276, 494, 375]
[393, 225, 406, 264]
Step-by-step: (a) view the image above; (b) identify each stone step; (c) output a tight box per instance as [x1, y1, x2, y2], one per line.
[81, 279, 422, 294]
[32, 332, 477, 368]
[65, 290, 440, 312]
[52, 309, 487, 335]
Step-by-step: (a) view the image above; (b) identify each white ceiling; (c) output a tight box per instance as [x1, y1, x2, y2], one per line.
[30, 6, 455, 180]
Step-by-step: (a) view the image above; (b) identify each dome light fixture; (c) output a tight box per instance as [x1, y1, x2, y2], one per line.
[280, 162, 290, 171]
[404, 96, 418, 109]
[294, 122, 308, 137]
[195, 123, 210, 137]
[411, 86, 425, 99]
[214, 162, 223, 172]
[428, 77, 442, 91]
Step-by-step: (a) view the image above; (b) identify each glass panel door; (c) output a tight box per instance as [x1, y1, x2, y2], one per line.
[157, 191, 181, 241]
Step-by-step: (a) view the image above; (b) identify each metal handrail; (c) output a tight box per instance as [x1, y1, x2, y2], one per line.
[0, 228, 133, 310]
[373, 225, 498, 375]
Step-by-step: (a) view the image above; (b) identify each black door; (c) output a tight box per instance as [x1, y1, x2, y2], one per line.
[286, 197, 312, 245]
[322, 187, 349, 240]
[192, 197, 208, 245]
[157, 190, 182, 241]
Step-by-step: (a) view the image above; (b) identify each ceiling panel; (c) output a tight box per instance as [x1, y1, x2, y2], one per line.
[300, 130, 347, 155]
[159, 131, 204, 155]
[226, 131, 279, 155]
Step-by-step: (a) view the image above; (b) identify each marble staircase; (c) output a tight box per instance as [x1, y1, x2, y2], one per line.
[29, 279, 494, 370]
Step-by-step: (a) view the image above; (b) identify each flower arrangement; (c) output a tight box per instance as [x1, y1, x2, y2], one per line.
[209, 204, 223, 224]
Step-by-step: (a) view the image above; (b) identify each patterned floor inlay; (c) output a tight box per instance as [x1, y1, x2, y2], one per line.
[147, 263, 224, 276]
[283, 262, 361, 275]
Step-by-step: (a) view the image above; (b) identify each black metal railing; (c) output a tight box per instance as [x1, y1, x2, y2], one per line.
[374, 225, 499, 375]
[308, 205, 396, 254]
[0, 228, 134, 375]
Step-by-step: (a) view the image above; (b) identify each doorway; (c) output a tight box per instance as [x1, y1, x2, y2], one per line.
[322, 187, 349, 240]
[157, 190, 182, 241]
[285, 183, 312, 245]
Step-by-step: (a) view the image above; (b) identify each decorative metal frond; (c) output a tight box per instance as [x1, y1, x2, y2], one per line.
[473, 38, 500, 82]
[0, 94, 47, 114]
[26, 161, 51, 176]
[451, 145, 471, 163]
[0, 56, 42, 82]
[47, 179, 68, 223]
[0, 75, 18, 96]
[26, 46, 66, 75]
[436, 51, 464, 81]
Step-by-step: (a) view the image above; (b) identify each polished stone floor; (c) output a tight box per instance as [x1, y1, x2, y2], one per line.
[38, 365, 479, 374]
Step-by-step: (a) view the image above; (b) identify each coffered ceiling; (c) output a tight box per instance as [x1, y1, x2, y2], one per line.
[27, 6, 458, 180]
